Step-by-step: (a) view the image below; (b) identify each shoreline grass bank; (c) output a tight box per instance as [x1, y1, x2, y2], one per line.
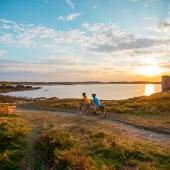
[17, 92, 170, 135]
[0, 92, 170, 135]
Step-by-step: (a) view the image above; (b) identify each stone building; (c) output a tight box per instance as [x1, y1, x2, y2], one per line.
[162, 76, 170, 92]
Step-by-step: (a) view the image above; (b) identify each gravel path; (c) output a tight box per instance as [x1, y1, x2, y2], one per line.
[17, 108, 170, 145]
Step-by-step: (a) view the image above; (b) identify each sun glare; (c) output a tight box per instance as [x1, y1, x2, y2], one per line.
[136, 65, 162, 77]
[145, 84, 155, 96]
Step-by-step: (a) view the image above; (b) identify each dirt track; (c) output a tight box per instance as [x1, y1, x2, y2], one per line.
[17, 108, 170, 145]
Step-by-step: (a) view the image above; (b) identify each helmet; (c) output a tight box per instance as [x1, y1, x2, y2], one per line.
[92, 93, 96, 97]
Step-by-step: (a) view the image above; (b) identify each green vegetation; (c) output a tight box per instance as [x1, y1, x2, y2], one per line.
[0, 114, 30, 169]
[0, 82, 13, 86]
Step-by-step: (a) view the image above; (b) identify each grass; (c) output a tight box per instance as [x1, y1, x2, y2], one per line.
[20, 92, 170, 114]
[19, 92, 170, 134]
[104, 92, 170, 114]
[19, 111, 170, 170]
[0, 114, 30, 169]
[0, 110, 169, 169]
[0, 95, 27, 103]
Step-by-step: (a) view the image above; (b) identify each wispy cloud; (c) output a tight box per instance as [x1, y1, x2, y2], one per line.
[81, 22, 163, 53]
[0, 49, 7, 58]
[157, 21, 170, 33]
[0, 33, 13, 44]
[0, 19, 57, 47]
[65, 0, 74, 9]
[58, 12, 81, 22]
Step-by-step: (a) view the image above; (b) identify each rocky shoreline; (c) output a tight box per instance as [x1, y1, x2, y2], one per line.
[0, 94, 58, 104]
[0, 84, 41, 93]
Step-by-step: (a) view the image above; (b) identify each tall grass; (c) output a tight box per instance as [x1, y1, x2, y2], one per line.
[0, 114, 30, 169]
[33, 123, 170, 170]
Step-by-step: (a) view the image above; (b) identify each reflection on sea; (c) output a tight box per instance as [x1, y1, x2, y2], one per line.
[145, 84, 155, 96]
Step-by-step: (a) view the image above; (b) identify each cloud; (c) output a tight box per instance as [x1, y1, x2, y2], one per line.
[89, 38, 159, 53]
[0, 59, 65, 73]
[161, 63, 170, 68]
[147, 16, 170, 37]
[81, 22, 162, 53]
[157, 21, 170, 32]
[65, 0, 74, 9]
[58, 13, 81, 22]
[0, 33, 13, 44]
[0, 18, 170, 81]
[1, 18, 169, 54]
[0, 19, 57, 47]
[0, 49, 6, 58]
[42, 55, 81, 66]
[0, 58, 133, 82]
[0, 54, 82, 74]
[0, 19, 87, 48]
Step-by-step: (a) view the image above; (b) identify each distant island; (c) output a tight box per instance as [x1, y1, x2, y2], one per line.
[0, 82, 41, 93]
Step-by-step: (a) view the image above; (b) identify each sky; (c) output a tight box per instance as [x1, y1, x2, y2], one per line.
[0, 0, 170, 82]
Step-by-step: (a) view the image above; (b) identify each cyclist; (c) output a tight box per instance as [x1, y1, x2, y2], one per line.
[77, 93, 91, 114]
[91, 93, 101, 109]
[82, 92, 91, 107]
[77, 93, 106, 118]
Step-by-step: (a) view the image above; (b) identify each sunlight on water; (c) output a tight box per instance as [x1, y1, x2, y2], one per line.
[145, 84, 155, 96]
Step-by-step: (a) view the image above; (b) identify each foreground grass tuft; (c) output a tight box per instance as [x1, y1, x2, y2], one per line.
[33, 122, 170, 170]
[0, 114, 30, 169]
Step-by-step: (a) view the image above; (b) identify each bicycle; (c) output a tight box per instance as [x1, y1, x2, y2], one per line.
[76, 104, 106, 119]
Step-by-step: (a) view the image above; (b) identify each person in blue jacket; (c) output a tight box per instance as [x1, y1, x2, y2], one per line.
[92, 93, 101, 109]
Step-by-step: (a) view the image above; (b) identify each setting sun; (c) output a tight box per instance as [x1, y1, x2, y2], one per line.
[136, 65, 162, 77]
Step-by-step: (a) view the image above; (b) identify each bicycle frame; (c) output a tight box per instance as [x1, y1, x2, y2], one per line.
[76, 104, 106, 119]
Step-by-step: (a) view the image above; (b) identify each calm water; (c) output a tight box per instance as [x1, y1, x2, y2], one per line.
[3, 84, 161, 100]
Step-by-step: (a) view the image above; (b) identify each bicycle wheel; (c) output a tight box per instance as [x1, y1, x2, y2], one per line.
[97, 110, 106, 119]
[75, 108, 83, 115]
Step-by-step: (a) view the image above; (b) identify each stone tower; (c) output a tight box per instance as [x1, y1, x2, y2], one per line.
[162, 76, 170, 92]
